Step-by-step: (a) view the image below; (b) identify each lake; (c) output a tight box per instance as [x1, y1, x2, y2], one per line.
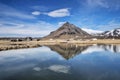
[0, 44, 120, 80]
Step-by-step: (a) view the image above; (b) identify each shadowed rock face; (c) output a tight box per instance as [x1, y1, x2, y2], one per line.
[46, 44, 89, 60]
[43, 22, 91, 39]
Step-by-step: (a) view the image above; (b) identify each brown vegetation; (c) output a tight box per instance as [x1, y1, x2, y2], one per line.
[0, 39, 120, 51]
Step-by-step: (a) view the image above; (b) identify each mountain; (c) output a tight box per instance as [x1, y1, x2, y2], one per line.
[43, 22, 91, 39]
[100, 28, 120, 39]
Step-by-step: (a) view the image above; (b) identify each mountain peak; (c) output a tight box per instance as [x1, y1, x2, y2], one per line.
[58, 22, 77, 30]
[64, 21, 70, 24]
[43, 22, 91, 39]
[62, 22, 73, 27]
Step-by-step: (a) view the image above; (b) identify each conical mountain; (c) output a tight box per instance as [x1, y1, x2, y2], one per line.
[43, 22, 91, 39]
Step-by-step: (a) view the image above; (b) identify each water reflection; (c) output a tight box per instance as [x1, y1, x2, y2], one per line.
[0, 44, 120, 80]
[46, 44, 89, 59]
[97, 44, 120, 53]
[46, 44, 120, 60]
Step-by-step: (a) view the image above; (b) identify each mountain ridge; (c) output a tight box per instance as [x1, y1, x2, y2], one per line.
[100, 28, 120, 39]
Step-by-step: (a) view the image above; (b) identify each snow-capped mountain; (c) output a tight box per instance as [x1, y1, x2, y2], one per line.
[101, 28, 120, 38]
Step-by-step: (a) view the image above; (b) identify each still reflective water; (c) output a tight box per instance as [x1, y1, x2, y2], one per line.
[0, 44, 120, 80]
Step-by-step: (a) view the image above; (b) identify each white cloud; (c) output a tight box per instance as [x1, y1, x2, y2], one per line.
[46, 8, 70, 17]
[48, 65, 70, 73]
[82, 28, 103, 34]
[32, 11, 41, 15]
[0, 21, 56, 37]
[31, 8, 70, 17]
[0, 3, 35, 19]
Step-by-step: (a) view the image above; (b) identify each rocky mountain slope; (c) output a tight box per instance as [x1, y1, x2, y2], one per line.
[43, 22, 91, 39]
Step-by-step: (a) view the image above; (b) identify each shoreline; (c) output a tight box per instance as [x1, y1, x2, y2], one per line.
[0, 39, 120, 51]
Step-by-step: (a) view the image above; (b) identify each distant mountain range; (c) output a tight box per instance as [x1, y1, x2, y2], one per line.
[43, 22, 120, 39]
[100, 28, 120, 39]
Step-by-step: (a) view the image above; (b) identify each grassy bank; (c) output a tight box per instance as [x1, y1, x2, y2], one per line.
[0, 39, 120, 51]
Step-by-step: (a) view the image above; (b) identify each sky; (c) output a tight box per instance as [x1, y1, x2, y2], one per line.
[0, 0, 120, 37]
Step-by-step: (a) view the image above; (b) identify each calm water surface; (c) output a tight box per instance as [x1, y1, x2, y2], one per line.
[0, 44, 120, 80]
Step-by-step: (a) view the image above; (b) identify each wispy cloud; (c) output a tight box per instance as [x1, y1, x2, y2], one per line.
[32, 11, 41, 15]
[86, 0, 109, 8]
[32, 8, 70, 17]
[82, 28, 103, 34]
[75, 16, 120, 31]
[0, 21, 56, 37]
[31, 5, 49, 11]
[0, 3, 35, 19]
[46, 8, 70, 17]
[85, 0, 120, 10]
[96, 20, 120, 30]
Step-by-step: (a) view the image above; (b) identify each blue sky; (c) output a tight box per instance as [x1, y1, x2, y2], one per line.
[0, 0, 120, 37]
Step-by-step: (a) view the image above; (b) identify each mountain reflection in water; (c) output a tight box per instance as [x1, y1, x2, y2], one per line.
[46, 44, 89, 59]
[46, 44, 120, 60]
[0, 44, 120, 80]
